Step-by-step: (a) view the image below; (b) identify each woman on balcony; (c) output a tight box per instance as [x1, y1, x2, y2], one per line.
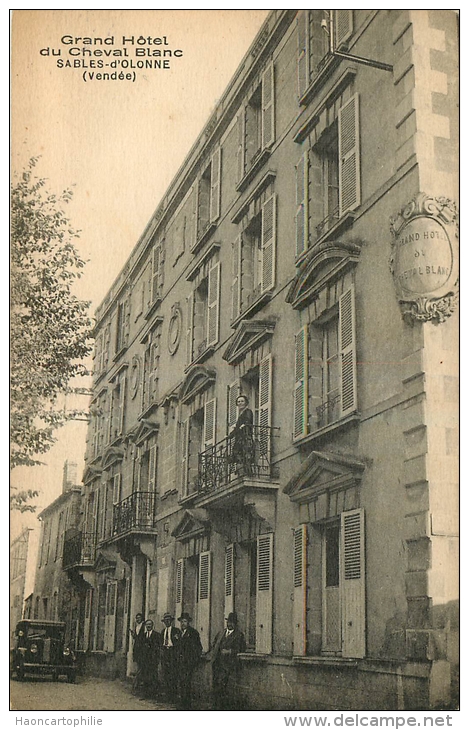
[230, 394, 254, 476]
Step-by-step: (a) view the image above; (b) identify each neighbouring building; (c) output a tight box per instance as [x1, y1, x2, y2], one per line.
[10, 528, 35, 643]
[71, 10, 458, 709]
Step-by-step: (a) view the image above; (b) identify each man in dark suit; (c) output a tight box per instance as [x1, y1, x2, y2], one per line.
[209, 612, 246, 710]
[139, 619, 161, 698]
[176, 612, 202, 710]
[130, 613, 145, 692]
[160, 612, 181, 702]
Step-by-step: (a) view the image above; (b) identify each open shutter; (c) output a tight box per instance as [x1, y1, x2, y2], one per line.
[293, 326, 309, 440]
[151, 246, 160, 303]
[186, 292, 194, 366]
[231, 235, 242, 321]
[339, 93, 360, 214]
[258, 354, 272, 461]
[262, 62, 275, 149]
[210, 147, 222, 222]
[175, 558, 184, 620]
[193, 180, 199, 247]
[293, 524, 307, 655]
[224, 544, 234, 618]
[106, 580, 118, 653]
[236, 110, 245, 183]
[180, 419, 190, 496]
[297, 10, 310, 98]
[198, 551, 211, 652]
[118, 373, 126, 436]
[149, 339, 159, 403]
[203, 398, 217, 451]
[83, 588, 93, 651]
[148, 444, 157, 492]
[256, 533, 273, 654]
[295, 152, 309, 258]
[341, 508, 365, 658]
[334, 10, 353, 50]
[339, 286, 357, 417]
[227, 380, 241, 433]
[207, 261, 220, 347]
[260, 195, 276, 293]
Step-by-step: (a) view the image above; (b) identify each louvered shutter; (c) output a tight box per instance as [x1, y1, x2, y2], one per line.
[296, 153, 309, 258]
[224, 544, 234, 618]
[262, 62, 275, 149]
[236, 111, 245, 183]
[339, 286, 357, 417]
[180, 419, 190, 496]
[106, 580, 117, 653]
[112, 473, 121, 505]
[210, 147, 222, 222]
[148, 444, 157, 492]
[193, 180, 199, 246]
[175, 558, 184, 619]
[207, 261, 220, 347]
[231, 235, 242, 321]
[83, 588, 93, 651]
[203, 398, 217, 451]
[339, 93, 360, 214]
[105, 389, 112, 445]
[297, 10, 310, 98]
[258, 354, 272, 462]
[149, 340, 159, 402]
[198, 551, 211, 652]
[334, 10, 353, 50]
[186, 292, 194, 366]
[260, 195, 276, 293]
[293, 524, 307, 655]
[293, 326, 309, 440]
[227, 381, 241, 433]
[151, 246, 160, 303]
[341, 509, 365, 658]
[118, 373, 126, 435]
[256, 533, 273, 654]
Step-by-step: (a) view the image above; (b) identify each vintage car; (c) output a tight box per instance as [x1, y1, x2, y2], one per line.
[11, 620, 77, 682]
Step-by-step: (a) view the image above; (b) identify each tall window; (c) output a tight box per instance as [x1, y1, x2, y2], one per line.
[115, 296, 130, 354]
[180, 398, 217, 497]
[193, 147, 221, 249]
[186, 260, 220, 365]
[237, 63, 275, 185]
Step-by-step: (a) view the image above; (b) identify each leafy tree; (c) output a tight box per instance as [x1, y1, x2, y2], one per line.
[10, 157, 93, 509]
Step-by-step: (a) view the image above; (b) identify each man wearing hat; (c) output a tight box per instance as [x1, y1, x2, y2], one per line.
[208, 612, 246, 710]
[176, 612, 203, 710]
[160, 612, 181, 702]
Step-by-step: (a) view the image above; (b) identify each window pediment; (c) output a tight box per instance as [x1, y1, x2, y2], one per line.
[82, 464, 102, 485]
[102, 446, 125, 470]
[179, 365, 216, 405]
[172, 509, 210, 541]
[284, 450, 365, 503]
[286, 241, 361, 310]
[130, 419, 159, 447]
[94, 549, 117, 572]
[223, 319, 276, 364]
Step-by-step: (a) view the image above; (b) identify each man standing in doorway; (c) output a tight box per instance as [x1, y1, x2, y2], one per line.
[160, 612, 181, 703]
[130, 612, 145, 692]
[176, 612, 202, 710]
[209, 612, 246, 710]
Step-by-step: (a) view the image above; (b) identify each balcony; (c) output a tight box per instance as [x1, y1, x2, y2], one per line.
[192, 425, 279, 505]
[63, 530, 96, 569]
[112, 491, 157, 538]
[316, 393, 341, 429]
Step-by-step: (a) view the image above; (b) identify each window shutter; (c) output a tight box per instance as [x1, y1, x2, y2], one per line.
[197, 551, 211, 652]
[297, 10, 309, 98]
[175, 558, 184, 619]
[262, 62, 275, 149]
[334, 10, 353, 50]
[186, 292, 194, 366]
[224, 544, 234, 618]
[295, 152, 309, 258]
[293, 524, 307, 656]
[106, 580, 117, 653]
[83, 588, 93, 651]
[339, 286, 357, 417]
[256, 533, 273, 654]
[207, 261, 220, 347]
[210, 147, 222, 223]
[105, 390, 112, 445]
[203, 398, 217, 451]
[231, 235, 242, 321]
[260, 194, 276, 293]
[180, 419, 190, 496]
[258, 354, 272, 461]
[151, 246, 160, 303]
[340, 508, 365, 658]
[236, 111, 245, 183]
[112, 473, 121, 505]
[339, 93, 360, 215]
[227, 380, 241, 433]
[148, 444, 157, 492]
[193, 181, 199, 248]
[118, 373, 126, 436]
[293, 326, 309, 440]
[149, 340, 159, 402]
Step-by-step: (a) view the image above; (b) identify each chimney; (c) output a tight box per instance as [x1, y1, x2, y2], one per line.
[62, 460, 78, 492]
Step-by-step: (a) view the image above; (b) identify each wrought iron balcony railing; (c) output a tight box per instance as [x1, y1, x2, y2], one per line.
[196, 424, 279, 494]
[112, 491, 157, 537]
[316, 393, 341, 429]
[63, 530, 96, 569]
[316, 205, 340, 238]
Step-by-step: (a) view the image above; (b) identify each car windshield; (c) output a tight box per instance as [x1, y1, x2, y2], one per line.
[19, 624, 65, 641]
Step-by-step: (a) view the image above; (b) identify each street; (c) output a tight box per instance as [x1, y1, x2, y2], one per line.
[10, 676, 177, 712]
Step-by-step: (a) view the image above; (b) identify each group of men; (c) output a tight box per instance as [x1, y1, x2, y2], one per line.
[130, 610, 246, 710]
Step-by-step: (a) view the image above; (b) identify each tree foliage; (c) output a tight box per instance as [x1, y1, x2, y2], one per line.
[10, 158, 93, 506]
